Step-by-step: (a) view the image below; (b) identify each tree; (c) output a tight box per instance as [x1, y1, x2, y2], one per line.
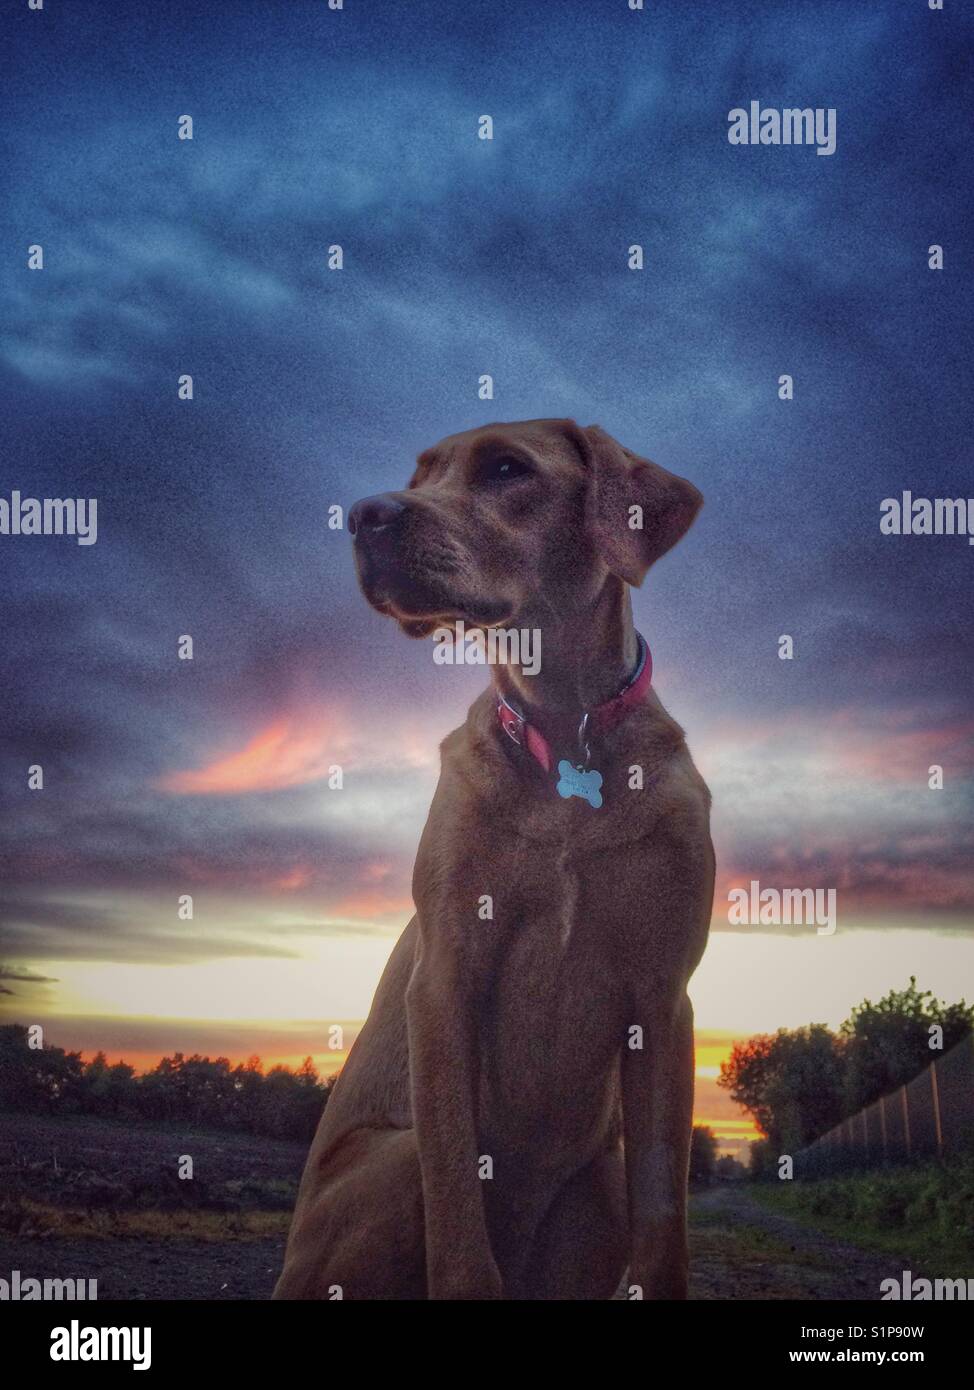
[230, 1054, 265, 1132]
[0, 1025, 336, 1139]
[716, 1154, 745, 1182]
[840, 977, 973, 1113]
[719, 980, 973, 1156]
[748, 1138, 775, 1179]
[0, 1024, 85, 1113]
[80, 1051, 137, 1118]
[718, 1025, 844, 1152]
[689, 1125, 718, 1185]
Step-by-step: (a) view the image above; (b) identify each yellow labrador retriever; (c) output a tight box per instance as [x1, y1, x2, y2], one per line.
[274, 419, 713, 1300]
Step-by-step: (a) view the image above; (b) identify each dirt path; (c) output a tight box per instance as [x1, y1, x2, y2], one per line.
[687, 1186, 916, 1300]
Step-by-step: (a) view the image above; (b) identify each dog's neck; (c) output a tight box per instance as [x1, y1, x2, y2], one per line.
[495, 579, 639, 722]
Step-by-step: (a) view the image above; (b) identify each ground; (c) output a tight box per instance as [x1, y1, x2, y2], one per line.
[0, 1114, 928, 1300]
[685, 1186, 920, 1300]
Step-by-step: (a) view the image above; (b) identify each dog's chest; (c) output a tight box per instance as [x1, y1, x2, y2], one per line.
[498, 842, 595, 963]
[552, 843, 579, 947]
[481, 845, 627, 1088]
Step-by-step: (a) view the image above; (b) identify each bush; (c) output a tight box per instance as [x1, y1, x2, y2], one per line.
[763, 1159, 974, 1255]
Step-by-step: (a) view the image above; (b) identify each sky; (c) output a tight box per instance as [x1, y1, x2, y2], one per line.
[1, 0, 972, 1156]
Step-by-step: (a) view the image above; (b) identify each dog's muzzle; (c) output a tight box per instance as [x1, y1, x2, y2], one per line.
[348, 492, 407, 540]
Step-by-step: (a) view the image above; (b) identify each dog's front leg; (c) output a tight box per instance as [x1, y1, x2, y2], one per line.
[621, 991, 695, 1300]
[406, 940, 503, 1300]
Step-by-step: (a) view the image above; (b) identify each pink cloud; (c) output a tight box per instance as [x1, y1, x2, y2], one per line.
[157, 714, 350, 795]
[829, 715, 974, 780]
[155, 704, 438, 797]
[329, 888, 415, 921]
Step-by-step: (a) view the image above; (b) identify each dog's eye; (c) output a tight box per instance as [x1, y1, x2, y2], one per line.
[478, 455, 531, 485]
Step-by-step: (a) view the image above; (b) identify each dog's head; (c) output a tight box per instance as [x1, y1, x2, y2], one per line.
[348, 419, 702, 638]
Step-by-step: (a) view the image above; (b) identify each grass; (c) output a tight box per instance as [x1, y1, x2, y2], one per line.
[749, 1159, 974, 1278]
[0, 1196, 291, 1242]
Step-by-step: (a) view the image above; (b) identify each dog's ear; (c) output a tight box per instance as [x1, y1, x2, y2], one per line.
[573, 424, 703, 586]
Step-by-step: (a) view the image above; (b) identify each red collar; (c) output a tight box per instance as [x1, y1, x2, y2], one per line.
[495, 633, 652, 776]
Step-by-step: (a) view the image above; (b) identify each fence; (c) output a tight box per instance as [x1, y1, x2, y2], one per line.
[793, 1033, 974, 1178]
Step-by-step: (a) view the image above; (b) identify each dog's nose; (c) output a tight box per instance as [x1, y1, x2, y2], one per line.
[348, 493, 406, 538]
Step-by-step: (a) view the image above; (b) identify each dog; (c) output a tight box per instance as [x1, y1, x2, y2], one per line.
[273, 419, 714, 1300]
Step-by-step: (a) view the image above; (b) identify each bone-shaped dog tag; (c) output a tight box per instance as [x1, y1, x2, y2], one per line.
[556, 760, 603, 809]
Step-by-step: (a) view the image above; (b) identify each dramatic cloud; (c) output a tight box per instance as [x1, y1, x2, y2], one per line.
[157, 714, 352, 795]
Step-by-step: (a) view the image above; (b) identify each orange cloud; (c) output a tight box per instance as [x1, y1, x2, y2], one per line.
[164, 855, 321, 891]
[327, 859, 415, 921]
[155, 704, 441, 797]
[157, 714, 349, 795]
[330, 889, 415, 921]
[273, 866, 315, 892]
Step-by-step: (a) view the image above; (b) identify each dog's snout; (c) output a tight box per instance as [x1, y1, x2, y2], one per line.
[348, 493, 406, 538]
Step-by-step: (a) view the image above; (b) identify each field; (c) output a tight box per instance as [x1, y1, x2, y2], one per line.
[0, 1112, 304, 1299]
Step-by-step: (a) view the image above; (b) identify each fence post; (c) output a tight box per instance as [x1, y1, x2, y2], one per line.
[901, 1085, 911, 1158]
[930, 1060, 943, 1156]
